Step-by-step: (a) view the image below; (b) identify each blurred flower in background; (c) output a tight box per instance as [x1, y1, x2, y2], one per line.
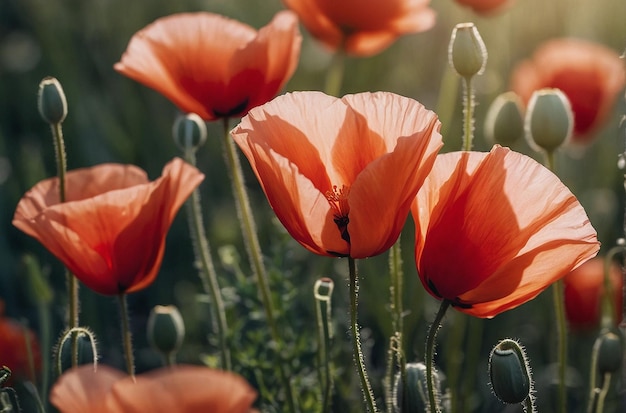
[563, 257, 623, 331]
[453, 0, 514, 15]
[511, 38, 626, 143]
[114, 11, 301, 121]
[50, 364, 257, 413]
[0, 301, 41, 384]
[412, 146, 599, 318]
[282, 0, 435, 56]
[12, 158, 203, 296]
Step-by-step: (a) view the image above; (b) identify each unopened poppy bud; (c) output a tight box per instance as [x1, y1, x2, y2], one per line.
[393, 362, 440, 413]
[525, 88, 573, 153]
[173, 113, 207, 152]
[37, 77, 67, 124]
[489, 339, 533, 405]
[57, 327, 98, 374]
[147, 305, 185, 357]
[484, 92, 524, 146]
[448, 22, 487, 79]
[595, 331, 622, 374]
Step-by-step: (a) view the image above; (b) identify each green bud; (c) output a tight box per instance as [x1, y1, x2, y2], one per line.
[173, 113, 207, 152]
[448, 22, 487, 79]
[595, 331, 622, 374]
[525, 88, 573, 153]
[489, 339, 533, 405]
[393, 362, 442, 413]
[37, 77, 67, 124]
[147, 305, 185, 357]
[57, 327, 98, 374]
[484, 92, 525, 146]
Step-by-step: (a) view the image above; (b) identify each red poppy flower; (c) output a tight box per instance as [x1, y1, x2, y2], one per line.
[564, 257, 623, 331]
[114, 11, 301, 120]
[50, 364, 257, 413]
[232, 91, 443, 258]
[511, 38, 625, 143]
[0, 301, 41, 384]
[13, 158, 203, 296]
[282, 0, 435, 57]
[453, 0, 513, 15]
[412, 145, 599, 318]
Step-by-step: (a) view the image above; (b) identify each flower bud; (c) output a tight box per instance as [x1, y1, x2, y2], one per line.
[525, 88, 573, 153]
[57, 327, 98, 374]
[173, 113, 207, 152]
[147, 305, 185, 357]
[448, 23, 487, 79]
[393, 362, 442, 413]
[484, 92, 524, 146]
[595, 331, 622, 374]
[37, 77, 68, 124]
[489, 339, 533, 405]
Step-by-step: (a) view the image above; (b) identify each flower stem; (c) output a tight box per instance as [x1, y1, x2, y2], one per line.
[426, 300, 450, 413]
[220, 118, 297, 412]
[385, 241, 406, 409]
[324, 48, 346, 96]
[182, 148, 231, 371]
[314, 278, 334, 413]
[348, 257, 378, 413]
[461, 76, 475, 151]
[118, 293, 135, 377]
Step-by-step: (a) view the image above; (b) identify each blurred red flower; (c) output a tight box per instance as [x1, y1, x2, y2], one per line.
[13, 158, 203, 296]
[511, 38, 625, 143]
[0, 302, 41, 384]
[282, 0, 435, 56]
[50, 364, 257, 413]
[232, 91, 443, 258]
[564, 257, 623, 331]
[412, 146, 599, 318]
[114, 11, 301, 121]
[453, 0, 513, 15]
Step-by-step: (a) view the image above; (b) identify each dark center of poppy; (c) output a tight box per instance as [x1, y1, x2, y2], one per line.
[325, 185, 351, 243]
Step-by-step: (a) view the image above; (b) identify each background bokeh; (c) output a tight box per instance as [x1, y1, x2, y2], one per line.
[1, 0, 625, 412]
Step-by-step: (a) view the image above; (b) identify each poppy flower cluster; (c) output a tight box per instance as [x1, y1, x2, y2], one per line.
[50, 365, 257, 413]
[231, 91, 443, 258]
[13, 158, 203, 296]
[115, 11, 301, 120]
[511, 38, 625, 143]
[282, 0, 436, 56]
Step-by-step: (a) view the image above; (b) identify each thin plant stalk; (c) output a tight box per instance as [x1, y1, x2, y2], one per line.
[220, 118, 297, 412]
[426, 300, 450, 413]
[461, 76, 476, 151]
[324, 47, 346, 96]
[348, 257, 378, 413]
[385, 241, 406, 409]
[182, 147, 231, 371]
[118, 294, 135, 377]
[314, 278, 334, 413]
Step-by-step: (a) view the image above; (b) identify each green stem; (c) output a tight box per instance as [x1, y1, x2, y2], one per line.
[426, 300, 450, 413]
[348, 257, 378, 413]
[324, 48, 346, 96]
[118, 294, 135, 377]
[461, 76, 475, 151]
[314, 278, 334, 413]
[182, 148, 231, 371]
[386, 241, 406, 410]
[595, 373, 611, 413]
[220, 118, 297, 412]
[552, 280, 568, 413]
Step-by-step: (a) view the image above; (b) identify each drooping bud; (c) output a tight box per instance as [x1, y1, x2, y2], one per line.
[173, 113, 207, 152]
[489, 339, 534, 406]
[525, 88, 573, 153]
[147, 305, 185, 360]
[57, 327, 98, 374]
[393, 362, 444, 413]
[37, 77, 68, 124]
[595, 331, 622, 374]
[448, 22, 487, 79]
[484, 92, 525, 146]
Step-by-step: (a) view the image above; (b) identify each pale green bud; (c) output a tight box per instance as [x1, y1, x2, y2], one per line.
[448, 23, 487, 79]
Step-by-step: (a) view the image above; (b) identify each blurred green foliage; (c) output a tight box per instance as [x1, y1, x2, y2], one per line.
[1, 0, 625, 412]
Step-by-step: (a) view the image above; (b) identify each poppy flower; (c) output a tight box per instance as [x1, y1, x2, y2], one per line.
[0, 301, 41, 383]
[232, 91, 443, 258]
[412, 145, 599, 318]
[50, 364, 257, 413]
[511, 38, 625, 143]
[563, 257, 623, 331]
[282, 0, 436, 57]
[453, 0, 513, 15]
[114, 11, 301, 121]
[13, 158, 203, 296]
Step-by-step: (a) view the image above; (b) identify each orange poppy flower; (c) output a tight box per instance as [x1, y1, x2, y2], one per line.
[412, 145, 599, 318]
[114, 11, 301, 121]
[282, 0, 436, 56]
[453, 0, 513, 15]
[563, 257, 623, 331]
[511, 38, 625, 143]
[13, 158, 203, 296]
[50, 364, 257, 413]
[0, 301, 41, 384]
[232, 91, 443, 258]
